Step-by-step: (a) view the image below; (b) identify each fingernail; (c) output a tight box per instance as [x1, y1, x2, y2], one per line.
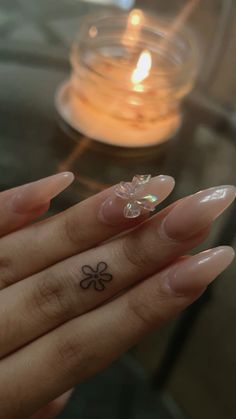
[12, 172, 75, 214]
[166, 246, 235, 295]
[98, 175, 175, 226]
[59, 389, 74, 404]
[161, 185, 236, 241]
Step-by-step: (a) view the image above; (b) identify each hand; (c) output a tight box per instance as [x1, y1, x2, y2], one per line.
[0, 172, 75, 419]
[0, 173, 235, 419]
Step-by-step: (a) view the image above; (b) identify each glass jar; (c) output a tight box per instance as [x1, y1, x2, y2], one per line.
[65, 10, 200, 147]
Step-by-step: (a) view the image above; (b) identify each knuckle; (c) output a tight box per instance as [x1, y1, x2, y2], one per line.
[0, 256, 15, 289]
[63, 211, 86, 249]
[54, 334, 91, 376]
[128, 286, 168, 329]
[128, 295, 156, 329]
[122, 229, 156, 271]
[32, 273, 75, 321]
[56, 335, 82, 366]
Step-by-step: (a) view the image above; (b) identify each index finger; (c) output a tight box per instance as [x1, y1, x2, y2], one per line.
[0, 172, 74, 237]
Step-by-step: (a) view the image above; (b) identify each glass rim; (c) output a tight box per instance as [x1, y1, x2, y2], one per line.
[70, 11, 200, 89]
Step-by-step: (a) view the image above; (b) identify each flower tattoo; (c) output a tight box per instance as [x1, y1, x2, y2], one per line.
[80, 262, 113, 292]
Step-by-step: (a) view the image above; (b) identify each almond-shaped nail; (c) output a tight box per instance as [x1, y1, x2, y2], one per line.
[161, 185, 236, 241]
[166, 246, 235, 295]
[12, 172, 75, 214]
[98, 174, 175, 226]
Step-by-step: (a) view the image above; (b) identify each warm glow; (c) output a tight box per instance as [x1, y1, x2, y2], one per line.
[122, 9, 144, 46]
[131, 50, 152, 85]
[128, 9, 143, 27]
[89, 25, 98, 38]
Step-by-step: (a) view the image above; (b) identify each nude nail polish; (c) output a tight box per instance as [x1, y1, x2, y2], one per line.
[166, 246, 235, 295]
[98, 175, 175, 226]
[161, 185, 236, 241]
[12, 172, 75, 214]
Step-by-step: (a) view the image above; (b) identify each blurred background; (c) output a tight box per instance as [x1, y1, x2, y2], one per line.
[0, 1, 236, 419]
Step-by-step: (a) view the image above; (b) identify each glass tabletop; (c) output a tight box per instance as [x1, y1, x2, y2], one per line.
[0, 0, 235, 206]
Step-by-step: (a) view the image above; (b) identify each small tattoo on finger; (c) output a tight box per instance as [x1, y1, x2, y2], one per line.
[80, 262, 113, 292]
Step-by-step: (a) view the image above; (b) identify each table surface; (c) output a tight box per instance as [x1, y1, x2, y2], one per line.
[0, 0, 235, 209]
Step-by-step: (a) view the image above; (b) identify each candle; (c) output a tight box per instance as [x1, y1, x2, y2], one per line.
[56, 10, 199, 148]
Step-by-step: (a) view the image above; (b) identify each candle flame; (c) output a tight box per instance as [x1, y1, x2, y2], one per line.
[131, 50, 152, 85]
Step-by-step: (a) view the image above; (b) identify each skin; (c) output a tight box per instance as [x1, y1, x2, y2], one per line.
[0, 174, 234, 419]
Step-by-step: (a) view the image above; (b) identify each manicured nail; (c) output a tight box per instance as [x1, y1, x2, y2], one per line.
[161, 185, 236, 241]
[58, 388, 74, 404]
[12, 172, 75, 214]
[166, 246, 235, 295]
[98, 175, 175, 226]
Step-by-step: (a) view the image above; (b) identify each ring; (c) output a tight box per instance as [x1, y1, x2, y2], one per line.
[115, 174, 158, 219]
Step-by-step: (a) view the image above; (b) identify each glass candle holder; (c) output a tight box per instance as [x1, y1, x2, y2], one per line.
[57, 10, 200, 148]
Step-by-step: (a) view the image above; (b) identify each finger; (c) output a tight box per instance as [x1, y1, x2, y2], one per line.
[0, 174, 175, 288]
[0, 247, 234, 418]
[29, 390, 73, 419]
[0, 185, 235, 355]
[0, 202, 210, 355]
[0, 172, 74, 237]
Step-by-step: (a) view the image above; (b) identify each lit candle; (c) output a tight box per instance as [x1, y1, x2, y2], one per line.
[56, 9, 199, 148]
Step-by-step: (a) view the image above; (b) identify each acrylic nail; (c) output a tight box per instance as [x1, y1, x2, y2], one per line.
[98, 175, 175, 226]
[166, 246, 235, 295]
[161, 185, 236, 241]
[12, 172, 75, 214]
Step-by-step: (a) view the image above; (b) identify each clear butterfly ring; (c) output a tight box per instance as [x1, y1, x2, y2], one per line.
[114, 174, 158, 219]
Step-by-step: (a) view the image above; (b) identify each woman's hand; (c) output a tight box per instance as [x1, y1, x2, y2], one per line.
[0, 173, 235, 419]
[0, 172, 75, 419]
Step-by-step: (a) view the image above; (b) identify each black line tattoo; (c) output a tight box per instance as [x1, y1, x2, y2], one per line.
[80, 262, 113, 292]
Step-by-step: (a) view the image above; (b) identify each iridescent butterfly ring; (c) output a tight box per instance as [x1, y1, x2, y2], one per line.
[114, 174, 158, 219]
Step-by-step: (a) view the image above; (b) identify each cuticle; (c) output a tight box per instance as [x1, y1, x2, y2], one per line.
[164, 267, 186, 298]
[157, 217, 180, 245]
